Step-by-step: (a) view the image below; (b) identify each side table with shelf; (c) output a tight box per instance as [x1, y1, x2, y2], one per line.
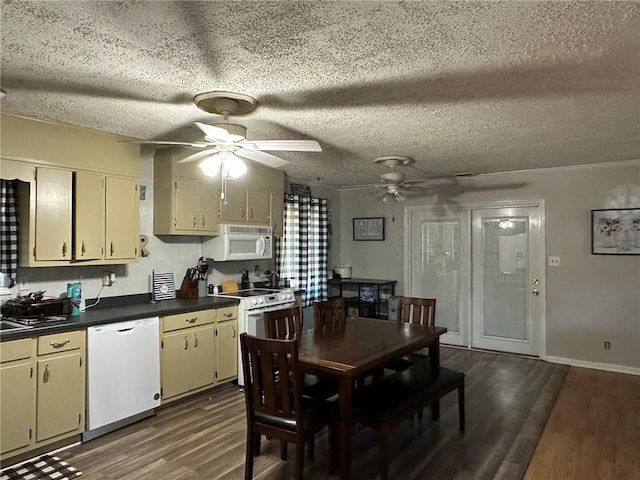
[328, 278, 397, 319]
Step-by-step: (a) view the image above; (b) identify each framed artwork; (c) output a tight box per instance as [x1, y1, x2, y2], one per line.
[353, 217, 385, 241]
[591, 208, 640, 255]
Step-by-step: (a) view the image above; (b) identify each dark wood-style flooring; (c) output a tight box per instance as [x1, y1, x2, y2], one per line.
[54, 347, 573, 479]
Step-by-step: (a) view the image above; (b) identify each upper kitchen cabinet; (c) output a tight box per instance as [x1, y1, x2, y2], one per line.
[1, 112, 141, 267]
[270, 192, 285, 237]
[153, 149, 220, 236]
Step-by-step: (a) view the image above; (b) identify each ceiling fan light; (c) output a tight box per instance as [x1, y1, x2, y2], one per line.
[224, 157, 247, 179]
[395, 192, 407, 203]
[382, 193, 393, 204]
[199, 156, 222, 177]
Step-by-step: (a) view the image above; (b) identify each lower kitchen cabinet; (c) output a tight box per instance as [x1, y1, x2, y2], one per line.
[0, 330, 85, 459]
[1, 339, 36, 456]
[160, 306, 238, 403]
[216, 308, 238, 382]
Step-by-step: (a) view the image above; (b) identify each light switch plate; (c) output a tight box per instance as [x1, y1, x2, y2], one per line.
[548, 256, 560, 267]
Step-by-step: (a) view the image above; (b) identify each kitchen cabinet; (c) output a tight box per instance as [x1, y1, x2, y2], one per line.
[153, 149, 220, 236]
[15, 164, 139, 266]
[0, 331, 85, 460]
[0, 339, 36, 457]
[160, 306, 238, 403]
[33, 166, 73, 262]
[35, 330, 85, 443]
[105, 176, 139, 260]
[270, 192, 285, 237]
[216, 306, 238, 382]
[219, 185, 270, 224]
[160, 309, 218, 401]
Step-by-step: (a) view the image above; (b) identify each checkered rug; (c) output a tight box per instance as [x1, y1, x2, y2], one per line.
[1, 454, 82, 480]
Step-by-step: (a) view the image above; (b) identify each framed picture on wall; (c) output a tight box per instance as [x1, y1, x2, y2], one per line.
[353, 217, 385, 241]
[591, 208, 640, 255]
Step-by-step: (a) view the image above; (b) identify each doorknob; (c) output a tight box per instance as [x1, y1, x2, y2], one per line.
[532, 289, 540, 296]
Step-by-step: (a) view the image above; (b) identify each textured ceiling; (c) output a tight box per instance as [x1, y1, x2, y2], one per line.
[1, 1, 639, 187]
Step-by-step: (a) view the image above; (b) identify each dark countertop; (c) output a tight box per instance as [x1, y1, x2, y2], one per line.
[1, 296, 239, 342]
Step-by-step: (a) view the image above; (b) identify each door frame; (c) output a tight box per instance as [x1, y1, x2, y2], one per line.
[404, 199, 547, 358]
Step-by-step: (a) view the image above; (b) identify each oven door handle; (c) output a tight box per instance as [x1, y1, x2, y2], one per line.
[245, 302, 296, 315]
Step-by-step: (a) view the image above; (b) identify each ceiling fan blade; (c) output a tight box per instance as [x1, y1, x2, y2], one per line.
[233, 148, 288, 168]
[176, 149, 219, 164]
[194, 122, 231, 143]
[240, 140, 322, 152]
[118, 140, 211, 148]
[337, 184, 385, 191]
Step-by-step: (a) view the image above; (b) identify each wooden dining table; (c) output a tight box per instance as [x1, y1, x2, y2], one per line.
[297, 317, 447, 480]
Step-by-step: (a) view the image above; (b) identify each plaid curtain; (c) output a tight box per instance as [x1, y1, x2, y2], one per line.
[276, 194, 328, 307]
[0, 180, 18, 287]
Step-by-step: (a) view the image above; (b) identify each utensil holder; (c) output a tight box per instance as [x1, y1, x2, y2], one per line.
[177, 277, 199, 299]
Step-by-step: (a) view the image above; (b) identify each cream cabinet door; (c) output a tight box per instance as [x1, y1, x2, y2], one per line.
[216, 320, 238, 382]
[270, 193, 284, 236]
[35, 167, 72, 261]
[36, 352, 83, 443]
[247, 190, 270, 224]
[220, 185, 246, 223]
[75, 171, 105, 260]
[1, 360, 35, 455]
[187, 325, 216, 390]
[198, 182, 219, 235]
[161, 331, 190, 400]
[105, 176, 138, 260]
[174, 178, 199, 231]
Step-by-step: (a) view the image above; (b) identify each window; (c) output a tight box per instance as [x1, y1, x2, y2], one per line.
[276, 195, 328, 307]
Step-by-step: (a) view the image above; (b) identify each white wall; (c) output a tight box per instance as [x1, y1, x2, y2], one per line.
[338, 162, 640, 370]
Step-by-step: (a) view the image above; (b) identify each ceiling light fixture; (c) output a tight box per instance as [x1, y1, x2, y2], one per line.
[498, 219, 514, 229]
[199, 151, 247, 179]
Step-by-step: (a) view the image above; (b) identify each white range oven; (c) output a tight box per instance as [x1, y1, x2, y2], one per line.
[208, 288, 296, 386]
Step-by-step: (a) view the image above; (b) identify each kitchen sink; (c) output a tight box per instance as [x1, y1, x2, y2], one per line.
[0, 319, 32, 331]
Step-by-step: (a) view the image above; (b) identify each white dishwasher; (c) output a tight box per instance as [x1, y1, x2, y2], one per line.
[83, 317, 161, 441]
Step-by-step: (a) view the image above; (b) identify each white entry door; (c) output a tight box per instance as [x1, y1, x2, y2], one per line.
[471, 206, 544, 355]
[406, 209, 470, 346]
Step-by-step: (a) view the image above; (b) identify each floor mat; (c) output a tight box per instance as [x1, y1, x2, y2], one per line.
[1, 454, 82, 480]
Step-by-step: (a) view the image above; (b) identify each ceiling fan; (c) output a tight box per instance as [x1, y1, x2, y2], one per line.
[125, 91, 322, 172]
[338, 156, 452, 203]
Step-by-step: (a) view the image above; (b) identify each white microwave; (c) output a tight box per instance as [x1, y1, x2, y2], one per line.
[202, 224, 273, 261]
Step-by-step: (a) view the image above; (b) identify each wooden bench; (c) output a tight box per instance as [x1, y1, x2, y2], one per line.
[352, 363, 465, 480]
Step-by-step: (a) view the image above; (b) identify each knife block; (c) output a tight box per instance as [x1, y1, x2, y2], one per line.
[177, 277, 199, 299]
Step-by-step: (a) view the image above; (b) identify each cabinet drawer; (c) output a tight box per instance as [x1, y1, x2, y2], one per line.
[37, 331, 84, 355]
[1, 338, 35, 363]
[217, 306, 238, 321]
[163, 309, 217, 332]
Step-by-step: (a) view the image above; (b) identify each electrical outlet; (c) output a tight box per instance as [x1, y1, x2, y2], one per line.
[604, 341, 611, 350]
[102, 272, 113, 287]
[548, 256, 561, 267]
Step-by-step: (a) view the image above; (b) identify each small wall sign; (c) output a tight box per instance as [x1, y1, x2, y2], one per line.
[353, 217, 385, 241]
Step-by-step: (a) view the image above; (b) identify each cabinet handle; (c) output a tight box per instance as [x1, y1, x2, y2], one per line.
[193, 333, 198, 348]
[223, 313, 233, 318]
[43, 364, 50, 383]
[185, 317, 197, 323]
[62, 241, 67, 257]
[110, 242, 114, 257]
[202, 216, 206, 228]
[240, 206, 245, 219]
[184, 336, 189, 350]
[232, 326, 236, 338]
[249, 208, 254, 219]
[81, 240, 86, 256]
[192, 215, 197, 228]
[50, 339, 70, 348]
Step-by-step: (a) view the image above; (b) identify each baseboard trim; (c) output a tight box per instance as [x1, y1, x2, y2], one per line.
[543, 355, 640, 376]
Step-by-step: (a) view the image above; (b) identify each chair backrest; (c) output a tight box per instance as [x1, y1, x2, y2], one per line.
[240, 333, 303, 427]
[313, 297, 347, 329]
[396, 296, 436, 326]
[263, 306, 303, 340]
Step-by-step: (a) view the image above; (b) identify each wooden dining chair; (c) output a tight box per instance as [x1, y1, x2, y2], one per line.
[263, 305, 303, 340]
[313, 297, 347, 330]
[385, 297, 437, 373]
[240, 333, 337, 480]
